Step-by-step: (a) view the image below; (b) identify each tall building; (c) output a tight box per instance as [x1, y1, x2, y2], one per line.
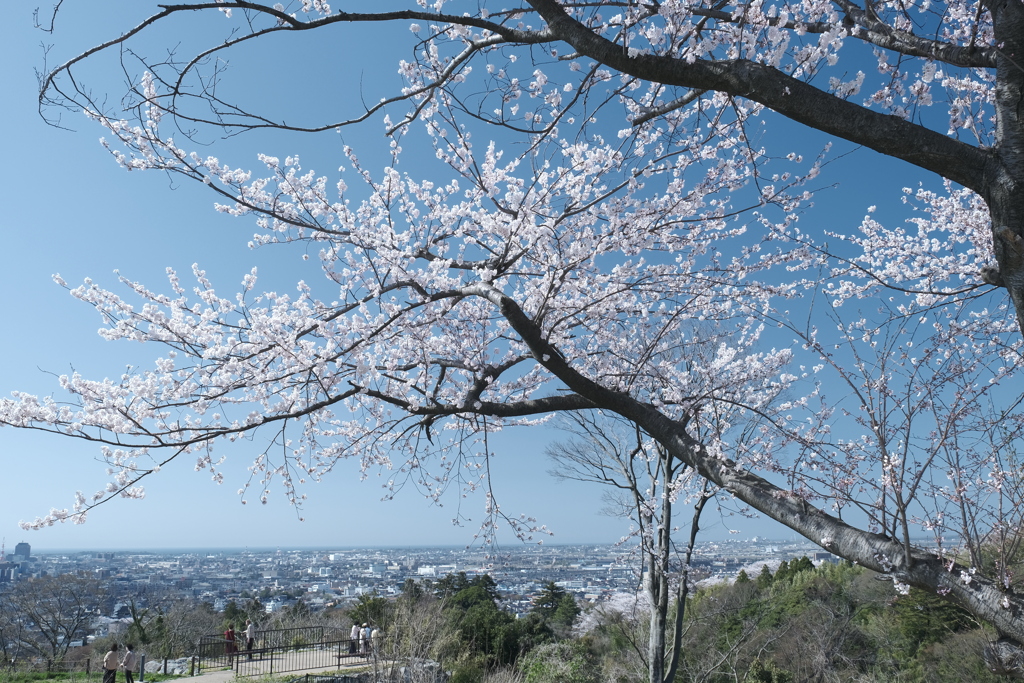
[13, 542, 30, 561]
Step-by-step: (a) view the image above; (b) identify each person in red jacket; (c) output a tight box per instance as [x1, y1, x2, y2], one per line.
[224, 624, 237, 663]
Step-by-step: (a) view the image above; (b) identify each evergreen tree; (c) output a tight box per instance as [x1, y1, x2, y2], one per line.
[434, 572, 472, 600]
[531, 582, 569, 620]
[552, 594, 581, 631]
[789, 557, 815, 575]
[223, 601, 243, 629]
[891, 587, 977, 655]
[400, 578, 424, 602]
[348, 592, 390, 629]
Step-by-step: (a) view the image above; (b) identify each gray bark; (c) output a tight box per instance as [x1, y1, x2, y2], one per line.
[525, 0, 1024, 336]
[486, 284, 1024, 676]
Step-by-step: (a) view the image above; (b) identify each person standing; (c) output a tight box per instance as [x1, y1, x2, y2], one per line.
[244, 619, 256, 660]
[121, 644, 137, 683]
[102, 644, 119, 683]
[361, 624, 371, 656]
[224, 624, 237, 663]
[348, 623, 359, 656]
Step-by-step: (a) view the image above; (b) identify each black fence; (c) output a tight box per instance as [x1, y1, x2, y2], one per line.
[233, 637, 371, 677]
[196, 626, 354, 676]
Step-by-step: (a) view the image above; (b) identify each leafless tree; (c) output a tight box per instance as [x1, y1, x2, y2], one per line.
[549, 413, 712, 683]
[0, 575, 103, 664]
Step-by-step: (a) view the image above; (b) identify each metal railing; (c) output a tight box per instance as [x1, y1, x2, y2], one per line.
[195, 626, 351, 675]
[233, 638, 372, 677]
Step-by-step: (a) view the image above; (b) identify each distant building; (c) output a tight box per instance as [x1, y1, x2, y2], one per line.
[14, 542, 30, 560]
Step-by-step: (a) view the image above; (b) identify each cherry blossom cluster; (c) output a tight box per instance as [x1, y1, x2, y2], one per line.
[23, 1, 1019, 584]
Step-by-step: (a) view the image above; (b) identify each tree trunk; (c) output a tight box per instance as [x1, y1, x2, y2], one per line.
[644, 491, 672, 683]
[493, 289, 1024, 676]
[983, 0, 1024, 333]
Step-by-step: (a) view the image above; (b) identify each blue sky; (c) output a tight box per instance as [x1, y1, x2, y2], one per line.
[0, 3, 650, 551]
[0, 2, 936, 552]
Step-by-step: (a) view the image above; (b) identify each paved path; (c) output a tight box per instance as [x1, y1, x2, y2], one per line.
[191, 650, 376, 682]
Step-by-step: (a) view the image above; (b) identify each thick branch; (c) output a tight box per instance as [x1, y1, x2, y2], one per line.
[527, 0, 994, 194]
[479, 282, 1024, 648]
[831, 0, 996, 68]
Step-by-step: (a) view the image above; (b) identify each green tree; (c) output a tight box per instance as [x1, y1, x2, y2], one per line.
[348, 592, 390, 629]
[442, 579, 545, 676]
[222, 601, 243, 629]
[471, 575, 502, 603]
[434, 572, 473, 600]
[243, 598, 265, 624]
[123, 596, 157, 647]
[756, 566, 774, 589]
[400, 578, 424, 603]
[552, 595, 581, 631]
[891, 587, 976, 656]
[789, 557, 815, 575]
[521, 641, 599, 683]
[531, 583, 568, 621]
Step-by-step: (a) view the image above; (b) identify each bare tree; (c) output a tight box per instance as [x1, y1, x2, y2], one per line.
[0, 575, 103, 664]
[374, 589, 458, 683]
[146, 598, 221, 658]
[549, 414, 712, 683]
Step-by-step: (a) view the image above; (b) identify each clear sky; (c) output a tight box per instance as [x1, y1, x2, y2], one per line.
[0, 2, 926, 552]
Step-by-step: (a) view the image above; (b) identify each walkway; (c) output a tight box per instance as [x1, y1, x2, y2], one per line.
[190, 650, 375, 682]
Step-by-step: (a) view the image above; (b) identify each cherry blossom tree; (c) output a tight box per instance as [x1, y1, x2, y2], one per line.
[13, 0, 1024, 674]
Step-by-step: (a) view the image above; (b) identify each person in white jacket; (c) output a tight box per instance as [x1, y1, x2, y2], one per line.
[102, 644, 119, 683]
[121, 644, 137, 683]
[349, 623, 359, 656]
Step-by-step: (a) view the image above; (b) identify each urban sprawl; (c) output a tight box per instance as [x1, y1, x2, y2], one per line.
[0, 539, 836, 628]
